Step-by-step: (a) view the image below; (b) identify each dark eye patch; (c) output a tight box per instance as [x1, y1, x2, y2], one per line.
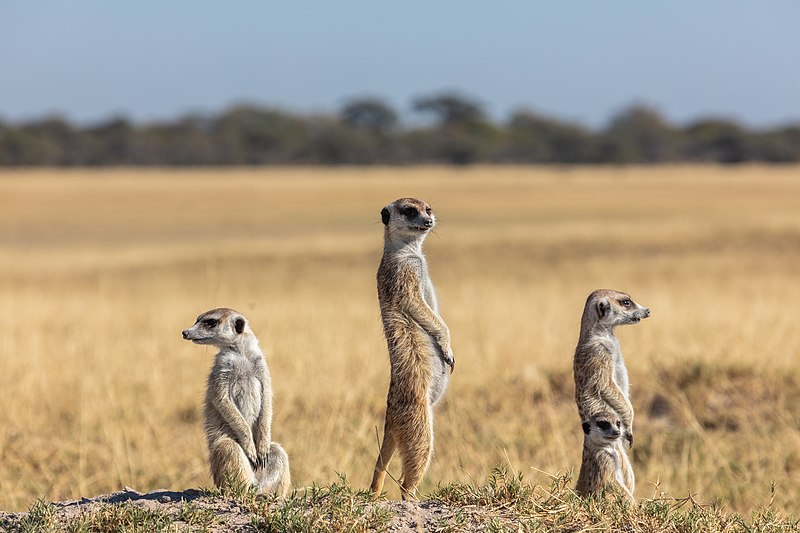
[597, 421, 612, 431]
[402, 207, 418, 218]
[620, 299, 632, 307]
[203, 318, 218, 328]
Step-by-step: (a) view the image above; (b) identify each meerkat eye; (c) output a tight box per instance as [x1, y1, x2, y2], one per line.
[597, 421, 611, 431]
[203, 319, 218, 328]
[425, 207, 432, 215]
[620, 299, 632, 307]
[616, 420, 621, 428]
[402, 207, 418, 218]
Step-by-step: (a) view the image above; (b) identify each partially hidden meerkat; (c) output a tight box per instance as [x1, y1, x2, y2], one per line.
[575, 412, 635, 501]
[182, 308, 291, 496]
[573, 289, 650, 447]
[370, 198, 455, 500]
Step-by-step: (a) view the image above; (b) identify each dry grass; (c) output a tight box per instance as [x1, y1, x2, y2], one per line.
[7, 469, 796, 532]
[0, 165, 798, 515]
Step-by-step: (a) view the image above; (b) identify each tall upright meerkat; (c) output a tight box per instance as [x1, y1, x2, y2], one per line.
[573, 289, 650, 447]
[370, 197, 455, 500]
[575, 412, 635, 501]
[182, 308, 291, 496]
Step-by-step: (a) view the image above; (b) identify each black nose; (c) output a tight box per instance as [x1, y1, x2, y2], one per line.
[423, 219, 433, 227]
[643, 308, 651, 317]
[182, 330, 189, 339]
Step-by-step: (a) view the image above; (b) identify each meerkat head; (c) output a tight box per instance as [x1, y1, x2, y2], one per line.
[582, 289, 650, 332]
[380, 198, 435, 240]
[182, 308, 253, 348]
[582, 413, 623, 447]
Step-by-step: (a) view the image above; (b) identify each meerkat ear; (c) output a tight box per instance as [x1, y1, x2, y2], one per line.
[381, 207, 390, 225]
[595, 300, 608, 319]
[582, 422, 591, 435]
[234, 317, 246, 334]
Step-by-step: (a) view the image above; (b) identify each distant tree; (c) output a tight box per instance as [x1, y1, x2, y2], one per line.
[142, 116, 218, 165]
[751, 126, 800, 162]
[86, 117, 133, 164]
[213, 106, 308, 164]
[340, 97, 398, 135]
[682, 118, 752, 163]
[0, 115, 74, 165]
[302, 115, 365, 164]
[412, 92, 486, 128]
[409, 92, 495, 164]
[505, 110, 595, 163]
[600, 105, 676, 163]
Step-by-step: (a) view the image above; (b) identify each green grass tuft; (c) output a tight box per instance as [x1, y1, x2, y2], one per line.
[252, 473, 393, 533]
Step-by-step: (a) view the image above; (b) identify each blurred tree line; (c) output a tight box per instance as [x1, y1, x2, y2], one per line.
[1, 93, 798, 166]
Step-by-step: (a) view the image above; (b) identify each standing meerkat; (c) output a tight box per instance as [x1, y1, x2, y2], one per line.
[182, 308, 291, 496]
[370, 197, 455, 500]
[573, 289, 650, 447]
[575, 412, 635, 501]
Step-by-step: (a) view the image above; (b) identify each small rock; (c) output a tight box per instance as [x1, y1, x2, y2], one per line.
[159, 495, 172, 503]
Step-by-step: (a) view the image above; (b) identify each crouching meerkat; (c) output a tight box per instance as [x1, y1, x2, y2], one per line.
[370, 198, 455, 500]
[182, 308, 291, 496]
[576, 412, 635, 501]
[573, 289, 650, 447]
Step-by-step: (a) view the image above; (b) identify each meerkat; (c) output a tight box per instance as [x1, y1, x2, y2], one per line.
[575, 412, 635, 501]
[370, 197, 455, 500]
[182, 308, 291, 496]
[573, 289, 650, 447]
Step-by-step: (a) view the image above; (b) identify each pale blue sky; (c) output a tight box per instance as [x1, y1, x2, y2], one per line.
[2, 1, 798, 128]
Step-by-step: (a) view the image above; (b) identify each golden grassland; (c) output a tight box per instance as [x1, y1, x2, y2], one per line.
[0, 166, 798, 515]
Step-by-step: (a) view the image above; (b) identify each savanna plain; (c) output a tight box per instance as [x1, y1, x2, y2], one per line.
[0, 166, 798, 520]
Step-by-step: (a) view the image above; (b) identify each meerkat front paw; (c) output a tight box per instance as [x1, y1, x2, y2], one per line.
[444, 347, 455, 373]
[245, 442, 259, 469]
[625, 431, 633, 448]
[439, 343, 455, 373]
[256, 444, 269, 469]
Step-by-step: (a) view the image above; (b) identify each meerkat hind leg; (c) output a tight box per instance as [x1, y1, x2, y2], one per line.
[210, 436, 256, 489]
[370, 427, 398, 495]
[398, 414, 433, 501]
